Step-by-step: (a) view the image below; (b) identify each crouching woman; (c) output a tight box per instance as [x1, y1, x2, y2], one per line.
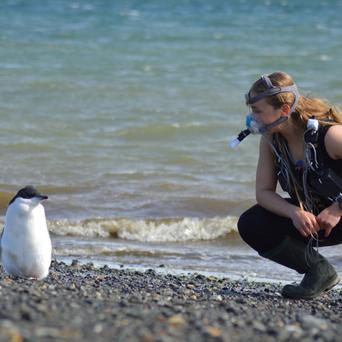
[238, 71, 342, 299]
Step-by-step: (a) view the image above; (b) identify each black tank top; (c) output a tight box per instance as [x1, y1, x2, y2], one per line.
[273, 125, 342, 210]
[316, 125, 342, 175]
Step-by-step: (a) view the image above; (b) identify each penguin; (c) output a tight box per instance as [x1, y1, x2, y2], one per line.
[0, 186, 51, 279]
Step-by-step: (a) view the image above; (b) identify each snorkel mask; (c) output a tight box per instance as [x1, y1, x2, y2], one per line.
[230, 74, 300, 147]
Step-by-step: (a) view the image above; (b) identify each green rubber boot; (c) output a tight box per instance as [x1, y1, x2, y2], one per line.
[261, 236, 339, 300]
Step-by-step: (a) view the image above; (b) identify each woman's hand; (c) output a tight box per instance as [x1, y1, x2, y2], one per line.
[317, 203, 342, 237]
[290, 208, 320, 237]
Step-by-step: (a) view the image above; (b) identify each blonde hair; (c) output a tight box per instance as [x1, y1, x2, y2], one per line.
[249, 71, 342, 127]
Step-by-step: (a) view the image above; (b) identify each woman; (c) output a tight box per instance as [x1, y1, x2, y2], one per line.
[237, 71, 342, 299]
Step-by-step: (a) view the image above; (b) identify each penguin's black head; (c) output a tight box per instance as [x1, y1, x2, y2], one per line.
[9, 186, 48, 205]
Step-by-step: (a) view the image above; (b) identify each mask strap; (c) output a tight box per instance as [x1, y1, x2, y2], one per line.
[245, 75, 300, 113]
[259, 116, 288, 133]
[262, 75, 274, 88]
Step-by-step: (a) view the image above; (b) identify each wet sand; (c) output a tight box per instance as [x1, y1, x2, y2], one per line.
[0, 260, 341, 342]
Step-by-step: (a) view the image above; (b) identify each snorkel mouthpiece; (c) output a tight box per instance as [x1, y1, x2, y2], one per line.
[229, 129, 250, 148]
[229, 74, 300, 148]
[229, 114, 288, 148]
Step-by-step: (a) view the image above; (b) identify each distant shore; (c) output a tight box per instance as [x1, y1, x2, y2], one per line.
[0, 261, 341, 342]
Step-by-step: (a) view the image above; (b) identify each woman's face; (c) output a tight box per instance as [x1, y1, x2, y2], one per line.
[250, 98, 283, 126]
[249, 97, 291, 134]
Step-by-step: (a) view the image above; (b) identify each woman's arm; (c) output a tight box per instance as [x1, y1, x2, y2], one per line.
[316, 124, 342, 236]
[324, 124, 342, 159]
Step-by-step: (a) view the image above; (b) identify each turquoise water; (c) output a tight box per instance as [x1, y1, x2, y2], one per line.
[1, 0, 342, 280]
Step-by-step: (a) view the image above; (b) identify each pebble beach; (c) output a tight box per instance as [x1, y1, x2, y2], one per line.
[0, 261, 341, 342]
[2, 1, 342, 341]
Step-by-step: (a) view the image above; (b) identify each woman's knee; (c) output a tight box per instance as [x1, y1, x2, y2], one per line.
[237, 203, 282, 244]
[237, 205, 260, 242]
[237, 202, 298, 252]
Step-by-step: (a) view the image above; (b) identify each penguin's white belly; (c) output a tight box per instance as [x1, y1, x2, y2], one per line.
[2, 235, 51, 279]
[1, 204, 52, 280]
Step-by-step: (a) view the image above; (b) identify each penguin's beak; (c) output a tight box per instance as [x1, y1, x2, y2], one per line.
[38, 195, 48, 201]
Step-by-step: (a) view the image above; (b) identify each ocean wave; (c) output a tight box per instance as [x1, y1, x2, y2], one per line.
[48, 216, 238, 242]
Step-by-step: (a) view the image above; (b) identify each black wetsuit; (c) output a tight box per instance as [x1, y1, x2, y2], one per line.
[238, 125, 342, 254]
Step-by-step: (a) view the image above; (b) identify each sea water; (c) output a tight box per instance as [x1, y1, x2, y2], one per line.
[1, 0, 342, 282]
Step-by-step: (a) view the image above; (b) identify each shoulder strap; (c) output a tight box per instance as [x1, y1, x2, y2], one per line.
[315, 125, 331, 169]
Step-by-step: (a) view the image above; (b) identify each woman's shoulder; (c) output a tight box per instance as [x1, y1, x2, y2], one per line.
[324, 124, 342, 135]
[323, 124, 342, 160]
[259, 135, 277, 163]
[260, 134, 275, 152]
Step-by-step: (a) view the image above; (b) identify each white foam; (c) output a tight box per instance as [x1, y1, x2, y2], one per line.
[47, 216, 239, 242]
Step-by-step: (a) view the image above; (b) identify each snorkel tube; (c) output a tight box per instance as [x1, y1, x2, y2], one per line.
[230, 74, 300, 148]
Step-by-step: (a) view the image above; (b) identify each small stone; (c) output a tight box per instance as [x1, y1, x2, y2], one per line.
[206, 326, 222, 337]
[71, 260, 80, 267]
[300, 315, 328, 330]
[253, 321, 266, 332]
[117, 320, 129, 327]
[168, 314, 185, 327]
[279, 324, 303, 340]
[195, 274, 205, 280]
[93, 324, 103, 333]
[0, 320, 22, 342]
[95, 292, 103, 299]
[142, 334, 155, 342]
[36, 304, 49, 313]
[35, 327, 60, 337]
[36, 327, 80, 339]
[20, 310, 31, 321]
[146, 269, 156, 275]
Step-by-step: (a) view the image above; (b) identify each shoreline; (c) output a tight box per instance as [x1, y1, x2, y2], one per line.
[0, 261, 341, 341]
[57, 256, 299, 286]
